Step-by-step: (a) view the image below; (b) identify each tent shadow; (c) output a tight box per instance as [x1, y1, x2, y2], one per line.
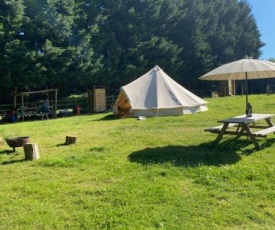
[96, 114, 120, 121]
[128, 142, 242, 167]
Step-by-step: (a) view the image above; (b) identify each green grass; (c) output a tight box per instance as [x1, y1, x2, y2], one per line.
[1, 94, 275, 229]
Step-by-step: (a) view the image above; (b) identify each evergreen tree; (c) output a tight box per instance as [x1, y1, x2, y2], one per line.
[0, 0, 27, 93]
[92, 0, 183, 88]
[24, 0, 103, 96]
[0, 0, 264, 100]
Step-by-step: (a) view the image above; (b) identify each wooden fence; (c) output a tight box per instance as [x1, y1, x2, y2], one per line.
[0, 95, 117, 122]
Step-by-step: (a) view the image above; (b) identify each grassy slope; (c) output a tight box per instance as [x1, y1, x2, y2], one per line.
[0, 94, 275, 229]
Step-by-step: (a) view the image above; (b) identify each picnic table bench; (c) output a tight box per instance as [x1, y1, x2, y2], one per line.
[204, 123, 239, 133]
[205, 114, 275, 150]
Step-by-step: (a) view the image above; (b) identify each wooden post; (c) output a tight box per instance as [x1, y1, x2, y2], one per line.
[54, 89, 58, 118]
[21, 94, 25, 121]
[24, 143, 40, 160]
[65, 136, 77, 145]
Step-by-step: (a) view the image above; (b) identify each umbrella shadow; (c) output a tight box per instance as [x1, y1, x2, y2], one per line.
[128, 142, 241, 167]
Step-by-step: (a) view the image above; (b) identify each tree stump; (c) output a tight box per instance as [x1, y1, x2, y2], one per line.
[24, 143, 40, 160]
[65, 136, 77, 145]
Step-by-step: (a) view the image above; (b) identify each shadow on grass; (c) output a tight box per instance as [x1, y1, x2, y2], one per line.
[129, 137, 275, 167]
[96, 114, 121, 121]
[128, 142, 242, 167]
[0, 149, 26, 164]
[2, 159, 26, 165]
[214, 136, 275, 155]
[56, 143, 68, 147]
[257, 137, 275, 151]
[0, 149, 15, 155]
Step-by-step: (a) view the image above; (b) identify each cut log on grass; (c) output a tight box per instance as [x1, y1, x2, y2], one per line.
[24, 143, 40, 160]
[65, 136, 77, 145]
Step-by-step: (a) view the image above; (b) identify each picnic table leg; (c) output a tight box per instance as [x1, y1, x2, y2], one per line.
[235, 125, 245, 139]
[214, 123, 229, 145]
[243, 125, 261, 150]
[235, 124, 241, 132]
[264, 118, 275, 135]
[265, 118, 274, 127]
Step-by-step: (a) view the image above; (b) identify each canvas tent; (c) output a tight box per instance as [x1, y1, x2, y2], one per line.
[113, 65, 208, 117]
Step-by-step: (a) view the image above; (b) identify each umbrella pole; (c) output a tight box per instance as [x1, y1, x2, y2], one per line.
[245, 72, 248, 107]
[245, 72, 252, 117]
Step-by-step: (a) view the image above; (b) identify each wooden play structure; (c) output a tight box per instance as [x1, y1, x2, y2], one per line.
[13, 89, 58, 121]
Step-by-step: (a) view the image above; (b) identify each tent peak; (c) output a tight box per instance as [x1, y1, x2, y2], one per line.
[244, 55, 253, 59]
[153, 65, 162, 71]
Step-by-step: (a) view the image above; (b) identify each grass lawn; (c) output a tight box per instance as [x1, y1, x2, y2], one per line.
[1, 94, 275, 229]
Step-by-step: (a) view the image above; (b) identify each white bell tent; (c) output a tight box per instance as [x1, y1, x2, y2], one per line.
[113, 65, 208, 117]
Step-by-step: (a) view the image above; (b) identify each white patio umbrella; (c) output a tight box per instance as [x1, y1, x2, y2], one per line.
[199, 57, 275, 112]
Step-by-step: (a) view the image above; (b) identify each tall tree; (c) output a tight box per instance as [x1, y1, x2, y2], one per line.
[24, 0, 103, 96]
[0, 0, 264, 101]
[93, 0, 183, 89]
[165, 0, 264, 90]
[0, 0, 28, 96]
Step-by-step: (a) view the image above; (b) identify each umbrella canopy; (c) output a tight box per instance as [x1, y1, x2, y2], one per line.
[199, 57, 275, 114]
[199, 58, 275, 81]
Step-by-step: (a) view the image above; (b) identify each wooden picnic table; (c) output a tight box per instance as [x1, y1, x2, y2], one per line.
[205, 114, 275, 150]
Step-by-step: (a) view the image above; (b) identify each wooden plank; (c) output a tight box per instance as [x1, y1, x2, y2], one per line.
[218, 114, 274, 124]
[254, 126, 275, 137]
[204, 123, 239, 132]
[15, 89, 57, 96]
[248, 125, 271, 129]
[208, 130, 249, 136]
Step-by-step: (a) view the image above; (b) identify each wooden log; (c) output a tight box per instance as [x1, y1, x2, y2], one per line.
[24, 143, 40, 160]
[65, 136, 77, 145]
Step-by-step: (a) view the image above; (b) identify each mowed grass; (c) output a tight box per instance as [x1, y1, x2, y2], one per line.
[1, 94, 275, 229]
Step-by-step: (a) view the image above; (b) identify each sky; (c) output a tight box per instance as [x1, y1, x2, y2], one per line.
[246, 0, 275, 60]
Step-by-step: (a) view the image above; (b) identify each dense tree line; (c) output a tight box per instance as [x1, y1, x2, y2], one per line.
[0, 0, 263, 102]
